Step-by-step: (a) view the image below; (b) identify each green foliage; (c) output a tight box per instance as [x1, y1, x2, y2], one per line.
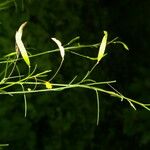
[0, 0, 150, 150]
[0, 22, 150, 149]
[0, 0, 15, 11]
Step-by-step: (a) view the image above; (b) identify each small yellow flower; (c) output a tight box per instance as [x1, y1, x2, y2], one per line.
[45, 81, 53, 89]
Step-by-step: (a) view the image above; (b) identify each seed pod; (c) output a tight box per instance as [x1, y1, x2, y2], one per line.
[97, 31, 108, 63]
[15, 22, 30, 67]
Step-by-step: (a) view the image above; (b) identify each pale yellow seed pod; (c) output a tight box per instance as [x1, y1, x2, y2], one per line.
[15, 22, 30, 67]
[51, 38, 65, 59]
[97, 31, 108, 63]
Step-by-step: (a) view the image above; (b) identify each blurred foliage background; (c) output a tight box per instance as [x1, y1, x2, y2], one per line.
[0, 0, 150, 149]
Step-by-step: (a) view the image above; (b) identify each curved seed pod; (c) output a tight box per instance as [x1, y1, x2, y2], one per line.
[15, 21, 30, 67]
[97, 31, 108, 63]
[51, 38, 65, 59]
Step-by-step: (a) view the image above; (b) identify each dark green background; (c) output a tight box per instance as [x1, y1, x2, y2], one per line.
[0, 0, 150, 149]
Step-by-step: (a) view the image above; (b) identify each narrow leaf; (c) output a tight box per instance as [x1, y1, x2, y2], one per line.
[15, 21, 30, 67]
[66, 36, 80, 46]
[95, 90, 100, 125]
[114, 41, 129, 50]
[97, 31, 108, 62]
[4, 52, 17, 58]
[51, 38, 65, 59]
[0, 144, 9, 147]
[128, 100, 137, 110]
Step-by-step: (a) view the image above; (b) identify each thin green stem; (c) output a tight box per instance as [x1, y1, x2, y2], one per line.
[0, 44, 99, 64]
[49, 58, 64, 81]
[0, 83, 149, 110]
[95, 90, 100, 126]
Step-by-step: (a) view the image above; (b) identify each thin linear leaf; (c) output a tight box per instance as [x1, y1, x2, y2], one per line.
[20, 84, 28, 117]
[0, 144, 9, 147]
[65, 36, 80, 46]
[15, 21, 30, 67]
[95, 90, 100, 125]
[113, 41, 129, 50]
[68, 50, 97, 60]
[4, 52, 17, 58]
[97, 31, 108, 62]
[51, 38, 65, 59]
[128, 100, 136, 110]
